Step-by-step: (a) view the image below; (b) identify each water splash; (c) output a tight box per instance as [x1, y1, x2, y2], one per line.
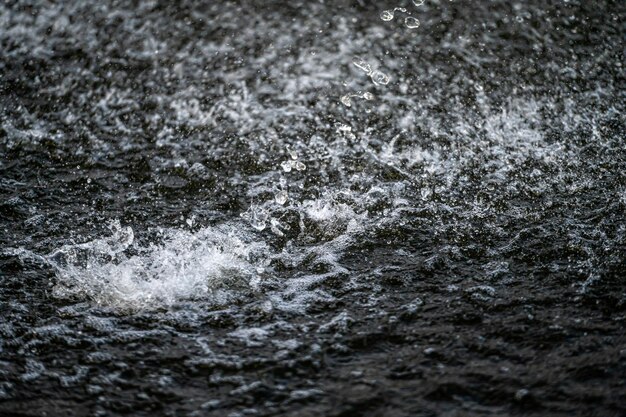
[46, 223, 266, 310]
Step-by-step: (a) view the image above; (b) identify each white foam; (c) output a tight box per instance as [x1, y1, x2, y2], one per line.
[46, 221, 267, 310]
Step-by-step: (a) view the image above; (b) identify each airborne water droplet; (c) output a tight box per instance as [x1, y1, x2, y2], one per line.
[352, 56, 372, 75]
[412, 0, 425, 6]
[380, 10, 394, 21]
[270, 218, 285, 236]
[295, 161, 306, 171]
[340, 95, 352, 107]
[243, 207, 268, 231]
[370, 70, 390, 86]
[280, 161, 293, 172]
[275, 190, 288, 205]
[405, 17, 420, 29]
[362, 92, 374, 100]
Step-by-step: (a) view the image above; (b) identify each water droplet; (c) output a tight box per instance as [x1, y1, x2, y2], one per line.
[412, 0, 425, 6]
[288, 148, 298, 160]
[362, 92, 374, 100]
[295, 161, 306, 171]
[370, 70, 390, 85]
[405, 17, 420, 29]
[380, 10, 394, 21]
[275, 190, 288, 205]
[352, 56, 372, 75]
[280, 161, 293, 172]
[340, 95, 352, 107]
[336, 123, 356, 140]
[242, 208, 268, 231]
[270, 218, 285, 236]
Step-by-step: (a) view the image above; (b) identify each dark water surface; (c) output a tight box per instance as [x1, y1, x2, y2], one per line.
[1, 0, 625, 416]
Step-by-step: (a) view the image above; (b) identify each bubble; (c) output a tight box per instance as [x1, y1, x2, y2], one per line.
[340, 95, 352, 107]
[405, 17, 420, 29]
[370, 70, 390, 85]
[412, 0, 425, 6]
[275, 190, 288, 205]
[380, 10, 394, 21]
[352, 56, 372, 75]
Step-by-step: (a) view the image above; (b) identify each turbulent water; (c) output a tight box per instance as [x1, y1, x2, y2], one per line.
[1, 0, 625, 416]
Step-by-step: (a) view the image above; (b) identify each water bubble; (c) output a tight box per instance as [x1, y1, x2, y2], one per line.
[380, 10, 394, 21]
[370, 70, 390, 85]
[412, 0, 425, 6]
[340, 95, 352, 107]
[275, 190, 288, 205]
[352, 56, 372, 74]
[405, 17, 420, 29]
[280, 161, 293, 172]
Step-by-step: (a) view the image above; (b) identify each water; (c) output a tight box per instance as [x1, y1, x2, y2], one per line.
[1, 1, 625, 416]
